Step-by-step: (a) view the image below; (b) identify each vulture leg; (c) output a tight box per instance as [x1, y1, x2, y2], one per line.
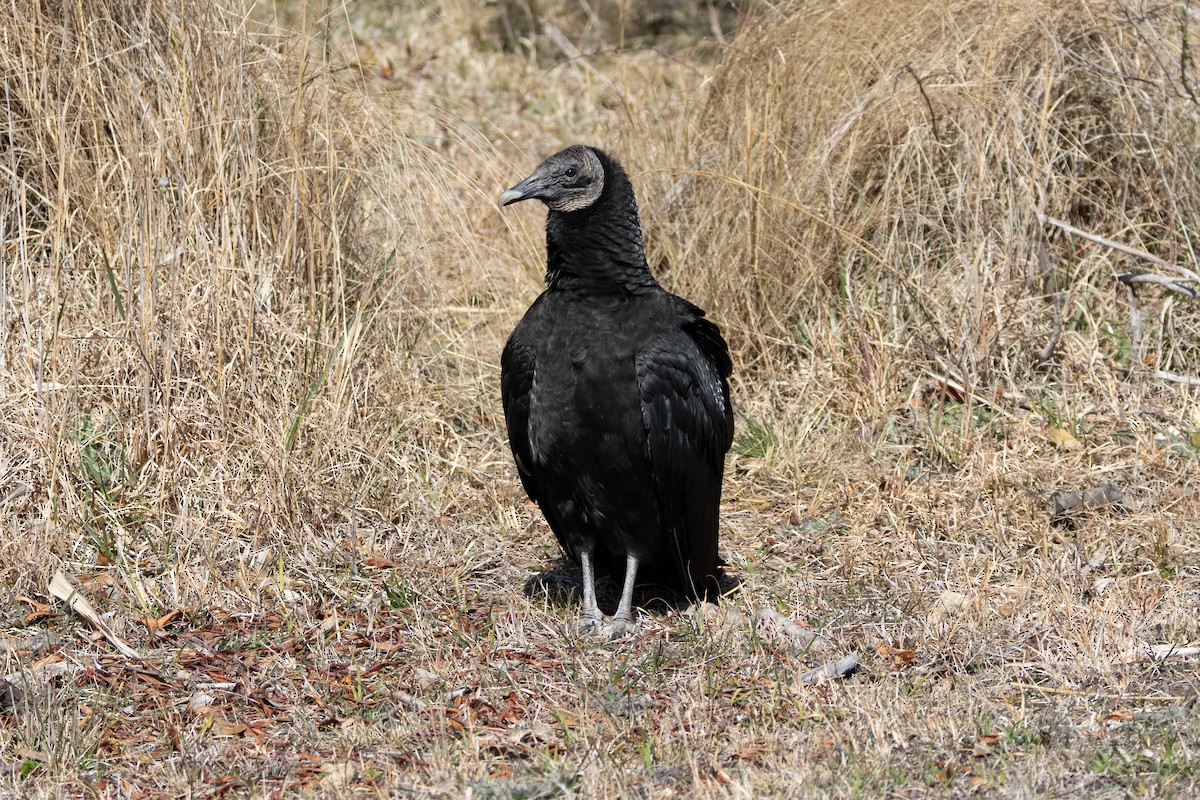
[607, 552, 640, 639]
[575, 541, 604, 635]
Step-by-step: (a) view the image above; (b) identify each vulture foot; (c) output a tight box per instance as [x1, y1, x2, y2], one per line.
[603, 614, 636, 640]
[572, 610, 604, 638]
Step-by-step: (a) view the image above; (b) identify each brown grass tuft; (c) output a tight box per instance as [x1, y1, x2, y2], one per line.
[0, 0, 386, 599]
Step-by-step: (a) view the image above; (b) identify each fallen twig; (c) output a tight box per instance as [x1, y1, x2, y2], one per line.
[797, 653, 860, 685]
[1118, 271, 1199, 299]
[1035, 293, 1064, 366]
[0, 631, 61, 656]
[1045, 215, 1167, 264]
[755, 607, 826, 650]
[1124, 283, 1143, 359]
[1148, 643, 1200, 659]
[48, 569, 141, 660]
[899, 65, 941, 143]
[1012, 683, 1184, 701]
[1151, 370, 1200, 387]
[922, 370, 1018, 421]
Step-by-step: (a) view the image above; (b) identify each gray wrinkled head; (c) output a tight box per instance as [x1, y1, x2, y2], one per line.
[498, 145, 605, 213]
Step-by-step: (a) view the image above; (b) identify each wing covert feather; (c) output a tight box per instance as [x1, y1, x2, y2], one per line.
[500, 335, 539, 501]
[636, 316, 732, 596]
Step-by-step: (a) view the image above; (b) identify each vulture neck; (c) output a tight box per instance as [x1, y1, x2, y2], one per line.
[544, 159, 657, 295]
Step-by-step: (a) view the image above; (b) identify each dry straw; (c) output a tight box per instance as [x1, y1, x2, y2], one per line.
[0, 0, 387, 599]
[642, 0, 1200, 405]
[1, 0, 1198, 795]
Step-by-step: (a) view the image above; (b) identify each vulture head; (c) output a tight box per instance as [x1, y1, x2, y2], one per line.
[499, 145, 605, 213]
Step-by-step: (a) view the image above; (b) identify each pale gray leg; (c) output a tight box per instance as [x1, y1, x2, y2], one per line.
[574, 541, 603, 635]
[606, 552, 640, 638]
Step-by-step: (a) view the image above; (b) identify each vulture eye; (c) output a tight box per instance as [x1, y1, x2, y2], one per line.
[564, 167, 577, 179]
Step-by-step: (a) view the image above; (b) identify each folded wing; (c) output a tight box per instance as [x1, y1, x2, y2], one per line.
[636, 311, 734, 597]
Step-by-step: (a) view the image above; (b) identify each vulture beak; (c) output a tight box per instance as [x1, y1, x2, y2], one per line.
[498, 185, 528, 206]
[498, 169, 545, 207]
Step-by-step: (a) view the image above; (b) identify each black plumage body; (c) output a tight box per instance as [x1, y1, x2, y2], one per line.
[499, 145, 733, 633]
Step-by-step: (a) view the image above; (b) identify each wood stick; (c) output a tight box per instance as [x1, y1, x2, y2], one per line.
[922, 370, 1018, 420]
[1011, 682, 1184, 701]
[1149, 644, 1200, 658]
[798, 653, 860, 685]
[1119, 272, 1199, 299]
[1151, 370, 1200, 387]
[48, 569, 141, 659]
[1045, 215, 1182, 274]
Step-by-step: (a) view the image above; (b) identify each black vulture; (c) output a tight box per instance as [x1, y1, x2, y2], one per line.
[498, 145, 734, 636]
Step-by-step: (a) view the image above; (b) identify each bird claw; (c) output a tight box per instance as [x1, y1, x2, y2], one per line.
[572, 613, 603, 637]
[571, 613, 636, 640]
[604, 616, 635, 640]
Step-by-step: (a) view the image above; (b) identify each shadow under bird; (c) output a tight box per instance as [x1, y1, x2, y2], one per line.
[498, 145, 734, 637]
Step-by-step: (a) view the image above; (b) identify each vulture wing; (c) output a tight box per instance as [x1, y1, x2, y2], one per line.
[501, 328, 579, 563]
[636, 310, 733, 597]
[500, 333, 540, 501]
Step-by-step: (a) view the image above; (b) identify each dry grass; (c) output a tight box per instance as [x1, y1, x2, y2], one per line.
[2, 0, 1199, 796]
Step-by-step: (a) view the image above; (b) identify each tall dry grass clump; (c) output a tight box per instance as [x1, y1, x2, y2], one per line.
[0, 0, 396, 600]
[645, 0, 1199, 421]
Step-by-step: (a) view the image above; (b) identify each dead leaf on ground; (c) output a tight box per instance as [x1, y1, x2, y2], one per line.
[189, 690, 217, 713]
[16, 596, 61, 626]
[321, 762, 359, 790]
[876, 643, 917, 669]
[1048, 482, 1128, 522]
[141, 609, 180, 635]
[1047, 425, 1083, 451]
[929, 590, 970, 622]
[204, 714, 248, 738]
